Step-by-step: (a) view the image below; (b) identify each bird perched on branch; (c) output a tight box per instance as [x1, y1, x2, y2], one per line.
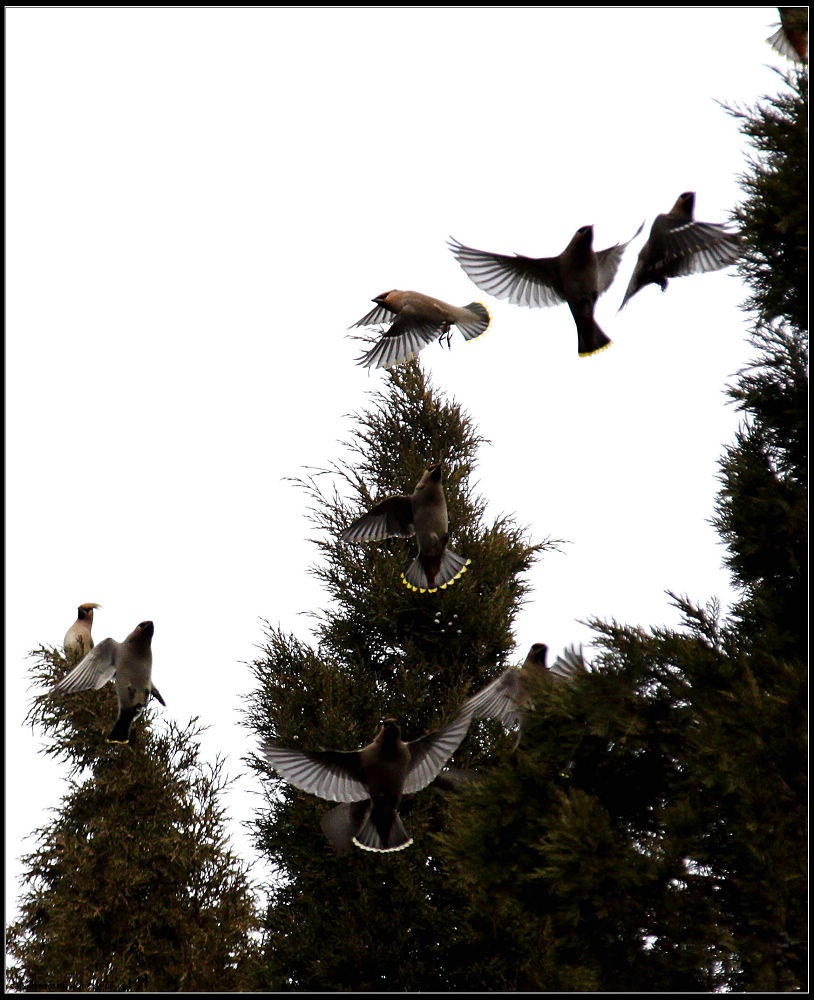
[350, 290, 490, 369]
[264, 713, 473, 853]
[340, 463, 470, 593]
[449, 224, 640, 357]
[619, 191, 740, 310]
[63, 602, 101, 660]
[53, 620, 165, 744]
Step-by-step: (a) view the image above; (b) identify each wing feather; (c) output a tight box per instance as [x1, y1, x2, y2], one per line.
[403, 712, 472, 794]
[457, 669, 526, 729]
[53, 638, 119, 693]
[349, 302, 395, 329]
[448, 237, 564, 308]
[263, 744, 369, 802]
[340, 496, 415, 542]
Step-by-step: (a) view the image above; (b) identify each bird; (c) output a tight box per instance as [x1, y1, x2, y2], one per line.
[340, 463, 470, 593]
[767, 7, 808, 63]
[350, 290, 490, 369]
[63, 602, 102, 660]
[53, 620, 165, 744]
[264, 712, 474, 853]
[448, 224, 640, 357]
[458, 643, 584, 743]
[618, 191, 741, 310]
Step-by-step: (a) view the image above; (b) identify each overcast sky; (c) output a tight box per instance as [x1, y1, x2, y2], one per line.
[6, 7, 788, 923]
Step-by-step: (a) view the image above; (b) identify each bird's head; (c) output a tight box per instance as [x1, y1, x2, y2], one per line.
[379, 718, 402, 738]
[673, 192, 695, 216]
[574, 224, 594, 247]
[414, 463, 443, 494]
[124, 620, 154, 647]
[373, 290, 396, 305]
[528, 643, 549, 666]
[77, 602, 101, 618]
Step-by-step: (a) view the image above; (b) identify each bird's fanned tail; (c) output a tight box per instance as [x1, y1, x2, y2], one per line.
[352, 808, 413, 853]
[401, 549, 471, 594]
[576, 317, 612, 358]
[457, 302, 490, 341]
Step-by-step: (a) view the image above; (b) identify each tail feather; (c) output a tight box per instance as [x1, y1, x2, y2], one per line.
[456, 302, 490, 341]
[576, 317, 611, 357]
[401, 549, 471, 593]
[352, 810, 413, 853]
[320, 802, 369, 854]
[107, 706, 143, 744]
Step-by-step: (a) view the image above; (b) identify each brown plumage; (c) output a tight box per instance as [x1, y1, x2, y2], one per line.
[767, 8, 808, 62]
[264, 713, 473, 853]
[619, 192, 740, 310]
[63, 602, 101, 660]
[457, 643, 584, 744]
[340, 463, 470, 593]
[351, 290, 490, 369]
[449, 225, 640, 357]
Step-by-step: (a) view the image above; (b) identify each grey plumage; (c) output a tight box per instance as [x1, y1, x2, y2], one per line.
[351, 290, 490, 369]
[53, 620, 165, 744]
[340, 463, 470, 593]
[264, 713, 473, 853]
[449, 225, 640, 357]
[619, 191, 741, 310]
[63, 602, 101, 660]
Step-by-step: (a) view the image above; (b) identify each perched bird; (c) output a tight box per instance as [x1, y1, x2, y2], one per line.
[458, 643, 584, 743]
[63, 602, 101, 660]
[767, 7, 808, 62]
[53, 620, 165, 744]
[340, 463, 470, 593]
[619, 192, 741, 310]
[449, 225, 640, 357]
[264, 713, 473, 853]
[350, 290, 490, 369]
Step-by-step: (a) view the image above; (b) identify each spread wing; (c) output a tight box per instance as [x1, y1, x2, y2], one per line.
[263, 743, 369, 803]
[595, 222, 643, 294]
[53, 638, 119, 694]
[550, 644, 587, 680]
[403, 712, 473, 794]
[457, 668, 526, 729]
[340, 495, 415, 542]
[356, 308, 444, 369]
[448, 237, 564, 308]
[349, 302, 396, 329]
[652, 217, 741, 278]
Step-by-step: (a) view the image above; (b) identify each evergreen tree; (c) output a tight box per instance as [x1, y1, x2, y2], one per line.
[436, 72, 808, 991]
[243, 363, 554, 990]
[6, 646, 259, 992]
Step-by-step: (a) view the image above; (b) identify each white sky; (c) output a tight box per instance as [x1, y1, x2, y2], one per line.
[5, 7, 787, 925]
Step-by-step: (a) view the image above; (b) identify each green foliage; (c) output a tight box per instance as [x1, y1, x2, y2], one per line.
[243, 363, 556, 990]
[436, 71, 808, 991]
[727, 71, 808, 333]
[712, 325, 807, 660]
[6, 647, 259, 992]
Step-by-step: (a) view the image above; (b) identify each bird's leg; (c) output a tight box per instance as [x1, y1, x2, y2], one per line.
[658, 278, 669, 292]
[439, 323, 453, 349]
